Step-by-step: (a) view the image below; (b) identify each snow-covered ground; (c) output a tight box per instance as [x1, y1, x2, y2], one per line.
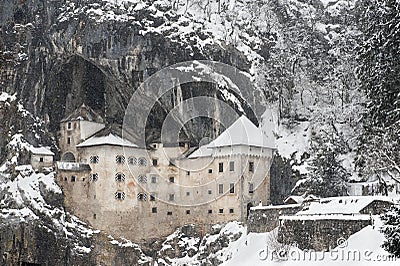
[222, 219, 397, 266]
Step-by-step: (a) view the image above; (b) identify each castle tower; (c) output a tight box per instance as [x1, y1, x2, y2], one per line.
[58, 103, 105, 163]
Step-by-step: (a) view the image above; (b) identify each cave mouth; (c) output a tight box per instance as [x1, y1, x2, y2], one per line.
[45, 56, 106, 132]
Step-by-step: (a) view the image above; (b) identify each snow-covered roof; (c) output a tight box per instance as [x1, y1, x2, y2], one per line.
[76, 133, 138, 148]
[30, 147, 54, 156]
[189, 115, 275, 158]
[284, 195, 305, 204]
[297, 196, 394, 216]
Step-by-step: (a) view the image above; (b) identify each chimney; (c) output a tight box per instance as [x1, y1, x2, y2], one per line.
[81, 104, 87, 119]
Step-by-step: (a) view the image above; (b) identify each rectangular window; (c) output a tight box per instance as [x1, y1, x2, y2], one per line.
[186, 192, 190, 196]
[229, 208, 234, 214]
[39, 157, 44, 162]
[167, 211, 172, 216]
[249, 162, 254, 172]
[219, 209, 224, 214]
[187, 171, 190, 176]
[219, 162, 224, 172]
[169, 176, 174, 183]
[229, 183, 235, 193]
[152, 207, 157, 213]
[208, 209, 212, 214]
[152, 159, 158, 166]
[67, 122, 72, 130]
[208, 190, 212, 195]
[93, 213, 96, 219]
[208, 169, 212, 173]
[249, 183, 254, 193]
[151, 176, 157, 183]
[71, 176, 76, 182]
[67, 137, 71, 145]
[229, 161, 234, 171]
[150, 194, 156, 201]
[218, 184, 224, 194]
[169, 194, 175, 201]
[186, 210, 191, 215]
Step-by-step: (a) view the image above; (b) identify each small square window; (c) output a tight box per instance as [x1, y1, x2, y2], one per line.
[219, 209, 224, 214]
[71, 176, 76, 182]
[230, 183, 235, 193]
[208, 169, 212, 173]
[186, 192, 190, 196]
[169, 194, 175, 201]
[151, 176, 157, 183]
[208, 209, 212, 214]
[249, 162, 254, 172]
[152, 159, 158, 166]
[229, 208, 234, 214]
[219, 162, 224, 172]
[208, 190, 212, 195]
[152, 207, 157, 213]
[169, 176, 175, 183]
[229, 161, 234, 171]
[186, 210, 190, 215]
[39, 157, 44, 162]
[167, 211, 172, 216]
[150, 194, 156, 201]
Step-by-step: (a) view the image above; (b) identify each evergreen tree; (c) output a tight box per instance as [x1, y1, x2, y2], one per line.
[294, 125, 350, 197]
[356, 0, 400, 179]
[381, 206, 400, 257]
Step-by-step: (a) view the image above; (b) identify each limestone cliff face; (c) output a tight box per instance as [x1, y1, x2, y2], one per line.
[0, 0, 254, 142]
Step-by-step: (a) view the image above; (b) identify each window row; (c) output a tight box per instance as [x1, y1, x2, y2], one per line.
[115, 192, 156, 201]
[217, 161, 254, 173]
[151, 208, 235, 214]
[89, 155, 149, 166]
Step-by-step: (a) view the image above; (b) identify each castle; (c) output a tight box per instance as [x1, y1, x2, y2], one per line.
[56, 104, 275, 241]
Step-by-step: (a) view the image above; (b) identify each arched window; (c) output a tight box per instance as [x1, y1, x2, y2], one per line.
[115, 191, 125, 200]
[62, 152, 75, 162]
[137, 193, 147, 201]
[128, 157, 137, 165]
[90, 156, 99, 164]
[89, 173, 99, 182]
[137, 175, 147, 183]
[116, 155, 125, 164]
[138, 157, 147, 166]
[115, 173, 125, 182]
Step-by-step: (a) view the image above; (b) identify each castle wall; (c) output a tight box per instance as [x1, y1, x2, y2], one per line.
[278, 217, 372, 251]
[247, 204, 302, 233]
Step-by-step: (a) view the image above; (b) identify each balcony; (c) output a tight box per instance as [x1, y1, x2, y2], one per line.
[56, 161, 91, 172]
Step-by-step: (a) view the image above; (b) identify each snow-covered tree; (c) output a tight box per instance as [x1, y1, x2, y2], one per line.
[294, 124, 350, 197]
[355, 0, 400, 179]
[381, 206, 400, 257]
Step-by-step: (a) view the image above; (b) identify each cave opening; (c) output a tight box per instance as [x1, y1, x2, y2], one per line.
[45, 56, 106, 132]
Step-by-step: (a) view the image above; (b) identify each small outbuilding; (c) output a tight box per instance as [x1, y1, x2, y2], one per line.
[30, 147, 54, 171]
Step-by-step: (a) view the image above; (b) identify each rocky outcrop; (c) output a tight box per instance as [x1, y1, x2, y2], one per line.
[0, 0, 255, 142]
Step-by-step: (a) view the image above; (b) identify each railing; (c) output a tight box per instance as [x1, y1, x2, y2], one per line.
[56, 161, 91, 172]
